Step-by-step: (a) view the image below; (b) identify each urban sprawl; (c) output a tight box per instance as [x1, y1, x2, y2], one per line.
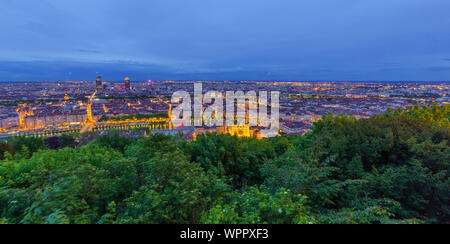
[0, 78, 448, 140]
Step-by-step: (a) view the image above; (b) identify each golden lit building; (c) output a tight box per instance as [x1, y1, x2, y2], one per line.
[225, 124, 254, 138]
[125, 77, 131, 90]
[64, 89, 69, 101]
[193, 124, 256, 140]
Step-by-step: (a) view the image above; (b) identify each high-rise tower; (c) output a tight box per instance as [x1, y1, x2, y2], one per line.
[125, 77, 131, 90]
[64, 89, 69, 101]
[96, 76, 102, 89]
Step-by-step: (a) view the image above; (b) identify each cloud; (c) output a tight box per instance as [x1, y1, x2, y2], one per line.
[0, 0, 449, 81]
[77, 49, 101, 54]
[426, 66, 450, 72]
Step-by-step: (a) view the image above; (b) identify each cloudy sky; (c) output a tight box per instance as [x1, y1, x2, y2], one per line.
[0, 0, 449, 81]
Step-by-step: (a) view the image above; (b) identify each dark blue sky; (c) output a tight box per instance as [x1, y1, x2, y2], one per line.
[1, 0, 450, 81]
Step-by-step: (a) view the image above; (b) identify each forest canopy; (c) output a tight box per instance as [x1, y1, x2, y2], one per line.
[0, 104, 448, 224]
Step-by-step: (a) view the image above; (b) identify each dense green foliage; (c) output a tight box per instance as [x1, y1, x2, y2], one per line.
[0, 135, 76, 160]
[44, 135, 76, 150]
[0, 142, 13, 161]
[0, 104, 448, 224]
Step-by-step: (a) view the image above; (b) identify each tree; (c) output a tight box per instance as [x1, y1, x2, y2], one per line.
[44, 135, 76, 150]
[0, 146, 136, 224]
[0, 141, 13, 160]
[7, 136, 46, 157]
[182, 134, 275, 188]
[201, 186, 314, 224]
[116, 149, 229, 224]
[301, 105, 450, 223]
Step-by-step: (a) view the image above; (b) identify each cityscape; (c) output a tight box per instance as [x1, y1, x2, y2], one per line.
[1, 78, 448, 140]
[0, 0, 449, 228]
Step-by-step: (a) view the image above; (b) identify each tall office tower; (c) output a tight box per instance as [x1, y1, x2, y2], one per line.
[96, 76, 103, 89]
[125, 77, 131, 90]
[64, 89, 69, 101]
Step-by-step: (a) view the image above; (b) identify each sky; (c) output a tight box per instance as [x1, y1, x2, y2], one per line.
[0, 0, 450, 81]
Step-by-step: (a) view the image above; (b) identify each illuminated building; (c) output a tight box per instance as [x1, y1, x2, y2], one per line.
[225, 124, 254, 138]
[16, 104, 34, 128]
[125, 77, 131, 90]
[64, 89, 69, 101]
[96, 76, 103, 89]
[193, 124, 255, 140]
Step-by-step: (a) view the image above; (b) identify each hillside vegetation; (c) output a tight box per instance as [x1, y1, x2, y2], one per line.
[0, 104, 448, 224]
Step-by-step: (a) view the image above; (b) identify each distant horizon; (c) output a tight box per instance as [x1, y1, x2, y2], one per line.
[1, 79, 449, 84]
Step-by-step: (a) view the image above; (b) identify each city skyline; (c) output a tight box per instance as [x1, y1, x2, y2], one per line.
[0, 0, 448, 228]
[1, 0, 450, 81]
